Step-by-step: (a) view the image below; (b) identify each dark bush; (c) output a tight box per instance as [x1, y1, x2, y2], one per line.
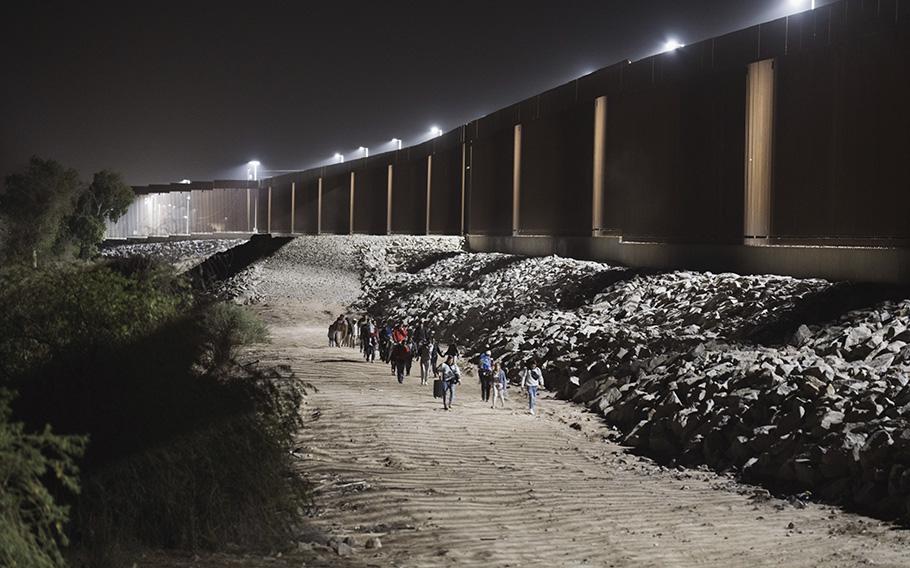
[0, 261, 309, 566]
[0, 389, 85, 568]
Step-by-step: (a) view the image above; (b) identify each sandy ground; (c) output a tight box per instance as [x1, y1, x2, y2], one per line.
[134, 237, 910, 567]
[223, 299, 909, 568]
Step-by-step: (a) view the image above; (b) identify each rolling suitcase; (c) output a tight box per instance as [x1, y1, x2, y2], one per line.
[433, 379, 444, 399]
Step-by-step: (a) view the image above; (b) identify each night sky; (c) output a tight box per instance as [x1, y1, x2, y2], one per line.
[1, 1, 810, 185]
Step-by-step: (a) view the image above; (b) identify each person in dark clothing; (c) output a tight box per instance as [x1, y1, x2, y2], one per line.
[478, 350, 493, 402]
[379, 324, 391, 363]
[390, 342, 409, 384]
[364, 333, 376, 363]
[431, 339, 442, 377]
[445, 337, 460, 361]
[405, 339, 415, 376]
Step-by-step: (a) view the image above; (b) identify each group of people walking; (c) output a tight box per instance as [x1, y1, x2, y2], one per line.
[328, 315, 544, 414]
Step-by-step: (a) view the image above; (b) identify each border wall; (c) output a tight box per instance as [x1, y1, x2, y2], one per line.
[107, 1, 910, 283]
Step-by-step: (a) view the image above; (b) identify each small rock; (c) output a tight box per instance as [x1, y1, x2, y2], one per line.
[335, 542, 354, 556]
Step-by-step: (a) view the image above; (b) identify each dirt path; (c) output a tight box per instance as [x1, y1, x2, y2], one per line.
[249, 303, 910, 568]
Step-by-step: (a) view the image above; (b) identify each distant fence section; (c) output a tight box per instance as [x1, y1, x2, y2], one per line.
[108, 0, 910, 282]
[105, 181, 258, 238]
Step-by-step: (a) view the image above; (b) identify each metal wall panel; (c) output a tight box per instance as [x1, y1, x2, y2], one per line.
[320, 171, 351, 234]
[222, 188, 248, 232]
[713, 26, 761, 70]
[759, 18, 789, 60]
[607, 69, 746, 243]
[270, 182, 293, 233]
[773, 29, 910, 240]
[577, 61, 626, 104]
[391, 151, 428, 234]
[519, 103, 594, 236]
[467, 126, 513, 235]
[352, 159, 390, 234]
[429, 144, 462, 235]
[294, 176, 319, 234]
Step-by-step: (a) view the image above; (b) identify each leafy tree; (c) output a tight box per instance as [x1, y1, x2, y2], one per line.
[0, 389, 85, 568]
[0, 157, 81, 267]
[65, 171, 134, 259]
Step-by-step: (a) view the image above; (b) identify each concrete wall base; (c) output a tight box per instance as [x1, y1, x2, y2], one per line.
[465, 234, 910, 284]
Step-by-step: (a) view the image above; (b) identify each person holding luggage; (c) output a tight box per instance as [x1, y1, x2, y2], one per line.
[439, 354, 461, 410]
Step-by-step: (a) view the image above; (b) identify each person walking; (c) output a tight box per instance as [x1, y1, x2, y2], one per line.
[478, 349, 493, 402]
[445, 337, 460, 362]
[390, 341, 409, 384]
[520, 360, 544, 415]
[491, 361, 507, 409]
[418, 341, 432, 385]
[364, 333, 376, 363]
[405, 338, 415, 376]
[431, 339, 442, 377]
[332, 315, 345, 348]
[379, 324, 391, 363]
[439, 354, 461, 410]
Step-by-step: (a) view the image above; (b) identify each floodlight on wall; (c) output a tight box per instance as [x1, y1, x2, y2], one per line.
[790, 0, 816, 8]
[663, 39, 685, 52]
[358, 146, 369, 157]
[391, 138, 402, 150]
[333, 153, 344, 163]
[247, 160, 261, 181]
[430, 126, 443, 137]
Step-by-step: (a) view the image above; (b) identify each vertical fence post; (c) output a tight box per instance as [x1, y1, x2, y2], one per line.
[349, 171, 355, 235]
[290, 182, 296, 234]
[317, 177, 323, 235]
[512, 124, 522, 235]
[387, 164, 393, 235]
[426, 155, 433, 235]
[460, 142, 468, 235]
[267, 185, 272, 234]
[744, 59, 775, 243]
[592, 96, 607, 236]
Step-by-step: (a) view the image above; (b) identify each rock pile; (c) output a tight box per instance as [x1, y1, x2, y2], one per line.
[213, 235, 464, 306]
[363, 250, 910, 520]
[101, 238, 246, 272]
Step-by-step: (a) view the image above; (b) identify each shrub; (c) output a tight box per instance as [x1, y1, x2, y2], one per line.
[0, 389, 85, 568]
[0, 261, 309, 565]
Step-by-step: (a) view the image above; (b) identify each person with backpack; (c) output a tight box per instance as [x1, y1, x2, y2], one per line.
[491, 361, 508, 409]
[439, 354, 461, 410]
[520, 360, 544, 415]
[478, 349, 493, 402]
